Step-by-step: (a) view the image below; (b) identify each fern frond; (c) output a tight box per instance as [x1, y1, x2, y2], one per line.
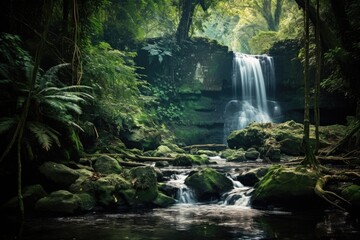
[27, 122, 60, 151]
[44, 94, 85, 102]
[0, 117, 17, 134]
[63, 102, 82, 114]
[69, 121, 84, 132]
[42, 63, 70, 81]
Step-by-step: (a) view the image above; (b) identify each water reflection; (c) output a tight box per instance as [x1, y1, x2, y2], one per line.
[1, 206, 359, 239]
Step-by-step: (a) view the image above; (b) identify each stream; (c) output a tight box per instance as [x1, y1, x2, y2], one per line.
[1, 157, 360, 240]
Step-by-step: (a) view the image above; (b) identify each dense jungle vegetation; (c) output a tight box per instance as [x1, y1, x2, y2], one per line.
[0, 0, 360, 224]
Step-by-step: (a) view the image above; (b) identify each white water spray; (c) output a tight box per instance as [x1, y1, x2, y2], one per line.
[224, 53, 280, 142]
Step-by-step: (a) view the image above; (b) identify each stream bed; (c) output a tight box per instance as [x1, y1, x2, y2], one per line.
[1, 158, 360, 239]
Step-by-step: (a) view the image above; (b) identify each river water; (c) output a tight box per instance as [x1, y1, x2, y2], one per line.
[1, 158, 360, 240]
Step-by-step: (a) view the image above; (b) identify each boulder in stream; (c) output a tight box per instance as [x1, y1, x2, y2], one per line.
[184, 168, 233, 201]
[35, 190, 93, 215]
[127, 166, 159, 205]
[237, 167, 269, 187]
[251, 166, 320, 209]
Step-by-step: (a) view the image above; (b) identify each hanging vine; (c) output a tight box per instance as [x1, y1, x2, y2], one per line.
[72, 0, 82, 84]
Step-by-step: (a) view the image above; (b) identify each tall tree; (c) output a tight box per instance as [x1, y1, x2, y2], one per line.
[302, 0, 318, 167]
[176, 0, 216, 43]
[314, 0, 321, 153]
[252, 0, 284, 31]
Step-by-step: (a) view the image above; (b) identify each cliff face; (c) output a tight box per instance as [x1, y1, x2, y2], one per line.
[136, 38, 354, 145]
[136, 38, 233, 145]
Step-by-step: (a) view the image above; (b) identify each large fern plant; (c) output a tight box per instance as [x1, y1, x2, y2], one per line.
[0, 34, 92, 159]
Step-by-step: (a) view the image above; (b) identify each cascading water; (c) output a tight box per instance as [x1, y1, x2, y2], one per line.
[167, 173, 197, 204]
[165, 170, 251, 207]
[224, 53, 281, 142]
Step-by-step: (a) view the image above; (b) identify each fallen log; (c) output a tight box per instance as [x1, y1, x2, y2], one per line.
[118, 160, 147, 167]
[84, 152, 175, 162]
[121, 151, 175, 162]
[182, 144, 227, 151]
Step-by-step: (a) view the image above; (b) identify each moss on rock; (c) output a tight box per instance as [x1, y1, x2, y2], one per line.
[226, 150, 246, 162]
[245, 148, 260, 160]
[237, 167, 269, 187]
[127, 166, 159, 205]
[35, 190, 82, 215]
[38, 162, 80, 187]
[227, 125, 267, 149]
[184, 168, 233, 201]
[93, 155, 122, 175]
[227, 121, 344, 156]
[153, 145, 173, 157]
[251, 166, 320, 209]
[153, 192, 176, 207]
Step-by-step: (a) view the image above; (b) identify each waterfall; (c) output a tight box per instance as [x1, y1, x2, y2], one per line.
[220, 175, 252, 207]
[167, 173, 197, 204]
[224, 53, 280, 142]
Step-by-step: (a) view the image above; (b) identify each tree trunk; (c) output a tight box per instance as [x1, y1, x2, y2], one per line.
[302, 0, 318, 168]
[274, 0, 284, 31]
[176, 0, 197, 44]
[314, 0, 321, 154]
[294, 0, 340, 52]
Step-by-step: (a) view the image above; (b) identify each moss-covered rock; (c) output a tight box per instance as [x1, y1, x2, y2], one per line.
[155, 161, 170, 168]
[220, 149, 238, 159]
[195, 150, 218, 157]
[173, 154, 210, 166]
[173, 154, 193, 166]
[93, 155, 122, 175]
[69, 173, 131, 208]
[122, 127, 161, 151]
[226, 149, 246, 162]
[190, 154, 210, 165]
[38, 162, 79, 187]
[251, 166, 320, 209]
[35, 190, 82, 215]
[245, 148, 260, 160]
[94, 174, 131, 207]
[268, 148, 281, 162]
[226, 121, 343, 156]
[152, 192, 176, 207]
[77, 193, 96, 211]
[153, 145, 173, 157]
[127, 166, 159, 205]
[184, 168, 233, 201]
[237, 167, 269, 187]
[227, 125, 267, 149]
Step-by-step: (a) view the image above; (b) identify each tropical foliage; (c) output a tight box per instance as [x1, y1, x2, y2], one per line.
[0, 33, 92, 158]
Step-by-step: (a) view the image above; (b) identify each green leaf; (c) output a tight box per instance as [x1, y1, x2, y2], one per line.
[28, 122, 60, 151]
